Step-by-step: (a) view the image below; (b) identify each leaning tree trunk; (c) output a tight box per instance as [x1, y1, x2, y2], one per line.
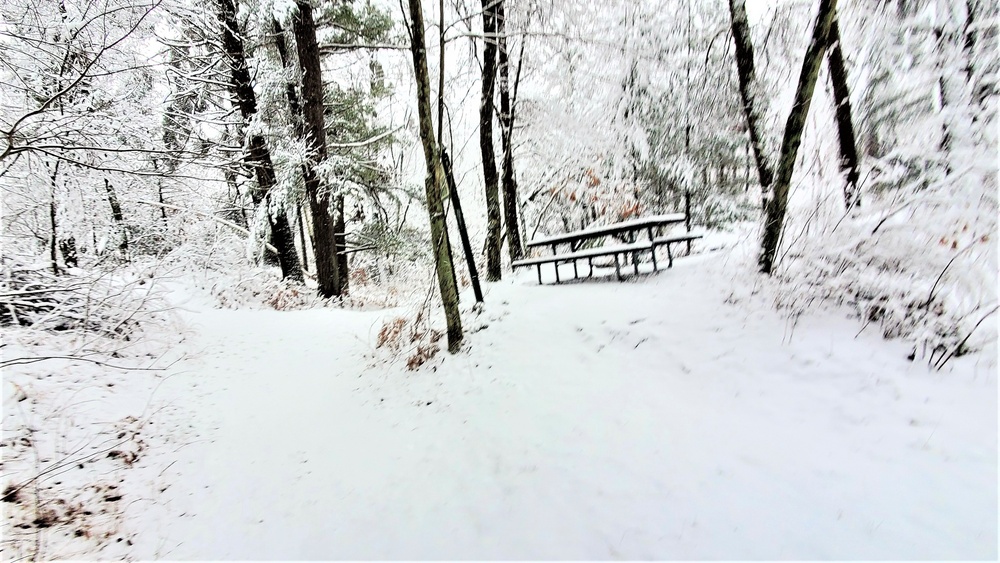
[217, 0, 301, 281]
[479, 0, 502, 281]
[728, 0, 774, 196]
[759, 0, 839, 274]
[293, 0, 342, 297]
[407, 0, 463, 353]
[496, 0, 523, 262]
[826, 12, 861, 209]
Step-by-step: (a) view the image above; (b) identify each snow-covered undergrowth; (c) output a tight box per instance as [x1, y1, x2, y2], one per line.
[146, 231, 437, 312]
[735, 0, 1000, 368]
[773, 142, 997, 365]
[1, 256, 188, 560]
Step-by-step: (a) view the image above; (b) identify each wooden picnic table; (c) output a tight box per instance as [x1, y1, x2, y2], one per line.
[514, 212, 702, 284]
[527, 213, 686, 253]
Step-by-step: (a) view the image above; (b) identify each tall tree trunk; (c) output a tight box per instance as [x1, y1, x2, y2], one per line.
[496, 0, 523, 262]
[728, 0, 774, 196]
[104, 178, 128, 256]
[480, 0, 502, 281]
[759, 0, 839, 274]
[272, 18, 318, 277]
[297, 206, 310, 271]
[293, 0, 341, 297]
[217, 0, 301, 281]
[932, 20, 961, 177]
[434, 0, 461, 298]
[407, 0, 463, 353]
[48, 159, 60, 275]
[826, 12, 861, 209]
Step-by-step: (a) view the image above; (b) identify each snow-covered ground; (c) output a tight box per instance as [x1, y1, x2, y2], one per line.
[5, 245, 997, 559]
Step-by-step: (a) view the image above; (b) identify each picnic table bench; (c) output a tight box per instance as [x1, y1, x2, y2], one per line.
[513, 213, 703, 284]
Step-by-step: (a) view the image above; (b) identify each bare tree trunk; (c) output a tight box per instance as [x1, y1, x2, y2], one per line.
[297, 205, 310, 272]
[151, 159, 169, 224]
[434, 0, 461, 297]
[293, 0, 342, 297]
[496, 0, 523, 262]
[407, 0, 463, 352]
[156, 180, 169, 223]
[480, 0, 502, 281]
[443, 149, 484, 303]
[48, 159, 60, 275]
[826, 13, 861, 208]
[104, 178, 128, 256]
[962, 0, 978, 87]
[217, 0, 301, 281]
[728, 0, 774, 196]
[759, 0, 839, 274]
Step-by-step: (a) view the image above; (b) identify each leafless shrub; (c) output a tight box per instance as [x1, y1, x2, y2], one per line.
[0, 256, 162, 339]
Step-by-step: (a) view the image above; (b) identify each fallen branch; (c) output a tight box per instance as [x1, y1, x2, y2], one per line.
[0, 354, 181, 371]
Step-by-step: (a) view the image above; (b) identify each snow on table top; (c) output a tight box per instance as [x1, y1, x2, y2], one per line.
[528, 213, 686, 246]
[512, 240, 653, 266]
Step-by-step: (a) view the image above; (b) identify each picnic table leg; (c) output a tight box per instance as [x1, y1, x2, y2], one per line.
[588, 257, 593, 277]
[651, 245, 659, 271]
[614, 253, 622, 281]
[554, 262, 561, 284]
[667, 243, 674, 268]
[573, 259, 578, 279]
[536, 264, 542, 285]
[632, 251, 639, 276]
[685, 190, 693, 255]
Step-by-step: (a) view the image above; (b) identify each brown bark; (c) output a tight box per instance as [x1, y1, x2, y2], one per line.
[293, 0, 342, 296]
[407, 0, 463, 352]
[759, 0, 839, 274]
[480, 0, 502, 281]
[496, 0, 523, 262]
[826, 13, 861, 208]
[728, 0, 774, 193]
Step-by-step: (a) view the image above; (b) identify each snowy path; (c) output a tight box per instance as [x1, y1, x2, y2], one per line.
[129, 253, 997, 559]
